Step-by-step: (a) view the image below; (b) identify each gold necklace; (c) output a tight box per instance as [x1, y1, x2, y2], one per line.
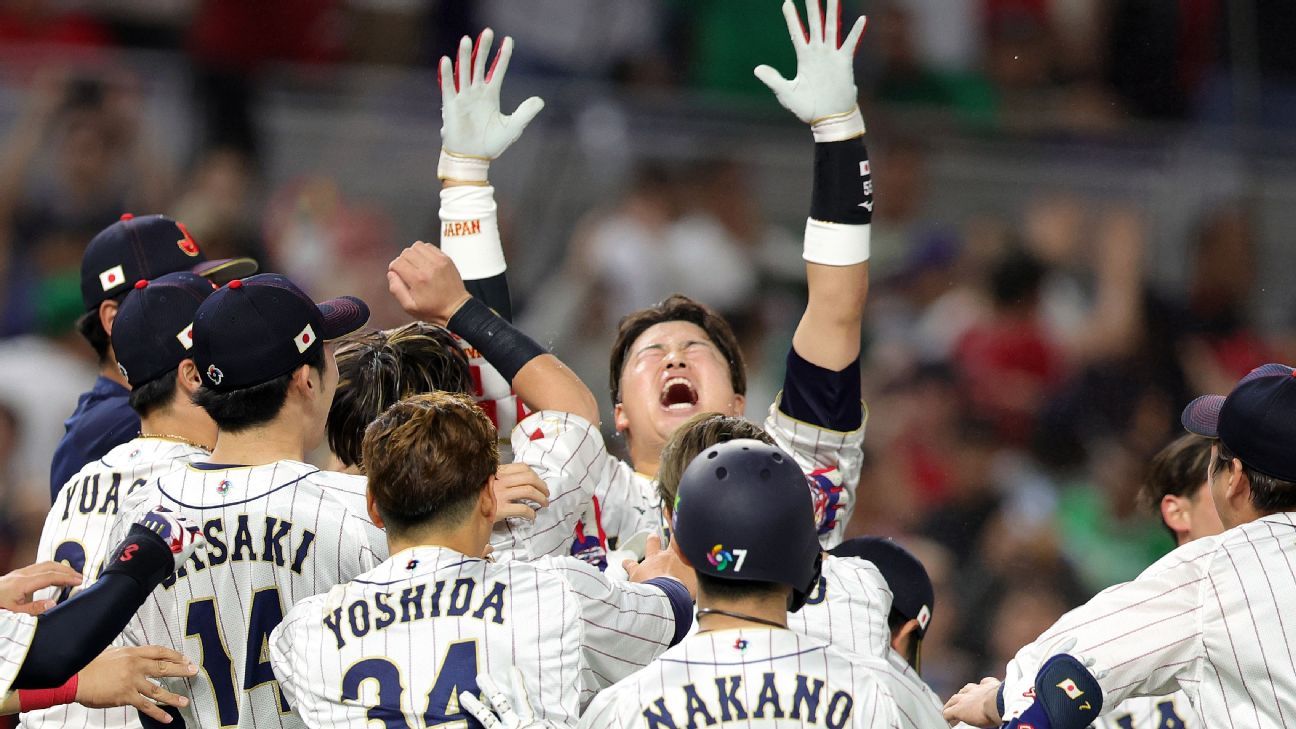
[139, 433, 211, 451]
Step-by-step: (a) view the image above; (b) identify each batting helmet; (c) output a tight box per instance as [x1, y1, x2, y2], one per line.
[672, 439, 822, 611]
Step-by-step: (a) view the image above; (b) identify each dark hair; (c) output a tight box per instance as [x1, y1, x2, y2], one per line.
[1141, 434, 1213, 538]
[1214, 440, 1296, 513]
[76, 293, 127, 363]
[696, 572, 785, 602]
[988, 248, 1045, 309]
[128, 370, 179, 418]
[192, 347, 325, 433]
[609, 294, 746, 404]
[657, 412, 775, 509]
[362, 392, 498, 537]
[328, 323, 473, 469]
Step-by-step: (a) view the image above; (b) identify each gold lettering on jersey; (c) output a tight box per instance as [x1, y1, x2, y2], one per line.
[642, 674, 853, 729]
[161, 514, 318, 588]
[322, 578, 508, 649]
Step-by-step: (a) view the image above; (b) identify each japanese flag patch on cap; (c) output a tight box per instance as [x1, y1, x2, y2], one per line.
[99, 265, 126, 291]
[294, 324, 316, 353]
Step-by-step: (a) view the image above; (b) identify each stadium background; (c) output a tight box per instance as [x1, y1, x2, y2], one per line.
[0, 0, 1294, 704]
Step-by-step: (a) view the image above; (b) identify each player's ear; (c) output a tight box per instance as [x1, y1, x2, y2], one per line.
[366, 489, 385, 529]
[730, 393, 745, 417]
[1160, 494, 1191, 537]
[98, 299, 119, 336]
[291, 363, 315, 395]
[1227, 459, 1252, 508]
[479, 474, 498, 522]
[891, 618, 920, 656]
[670, 535, 691, 567]
[176, 359, 202, 395]
[613, 402, 630, 434]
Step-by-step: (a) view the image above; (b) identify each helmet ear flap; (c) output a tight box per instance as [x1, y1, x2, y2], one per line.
[788, 551, 824, 613]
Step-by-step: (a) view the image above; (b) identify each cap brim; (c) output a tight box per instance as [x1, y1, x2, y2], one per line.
[317, 296, 370, 340]
[1181, 394, 1225, 437]
[193, 257, 258, 284]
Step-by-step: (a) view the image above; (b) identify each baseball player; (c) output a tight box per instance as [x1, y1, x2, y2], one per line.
[459, 0, 876, 557]
[651, 413, 945, 728]
[1086, 434, 1218, 729]
[580, 439, 902, 728]
[111, 273, 378, 729]
[0, 510, 204, 723]
[269, 392, 694, 726]
[53, 214, 255, 499]
[28, 271, 220, 729]
[944, 363, 1296, 728]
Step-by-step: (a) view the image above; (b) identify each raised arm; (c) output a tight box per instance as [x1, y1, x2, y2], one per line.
[757, 0, 872, 375]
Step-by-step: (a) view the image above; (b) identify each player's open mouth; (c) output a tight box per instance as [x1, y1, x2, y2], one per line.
[660, 377, 699, 411]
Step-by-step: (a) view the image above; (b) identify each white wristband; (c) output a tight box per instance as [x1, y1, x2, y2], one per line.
[810, 107, 866, 144]
[803, 218, 870, 266]
[440, 185, 506, 279]
[437, 149, 492, 183]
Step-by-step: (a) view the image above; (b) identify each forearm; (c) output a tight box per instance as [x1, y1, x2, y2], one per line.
[440, 181, 513, 321]
[793, 125, 873, 371]
[12, 526, 177, 689]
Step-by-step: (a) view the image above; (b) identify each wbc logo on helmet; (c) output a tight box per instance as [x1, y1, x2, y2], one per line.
[206, 365, 224, 385]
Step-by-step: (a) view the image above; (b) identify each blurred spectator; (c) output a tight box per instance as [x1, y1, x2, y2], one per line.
[171, 146, 267, 263]
[0, 0, 109, 52]
[0, 68, 171, 336]
[871, 1, 996, 122]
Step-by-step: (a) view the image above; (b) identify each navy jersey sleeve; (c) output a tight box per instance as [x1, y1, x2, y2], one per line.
[777, 346, 863, 432]
[49, 386, 139, 502]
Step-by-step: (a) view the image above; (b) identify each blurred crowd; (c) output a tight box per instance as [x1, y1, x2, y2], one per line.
[0, 0, 1292, 702]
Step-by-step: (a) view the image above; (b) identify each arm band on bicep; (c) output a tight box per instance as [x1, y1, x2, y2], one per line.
[11, 525, 175, 689]
[804, 127, 872, 266]
[447, 297, 546, 383]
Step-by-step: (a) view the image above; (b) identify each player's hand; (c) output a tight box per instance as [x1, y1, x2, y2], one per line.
[754, 0, 866, 134]
[0, 561, 82, 615]
[942, 677, 1001, 727]
[387, 241, 473, 325]
[460, 668, 569, 729]
[76, 645, 198, 723]
[623, 534, 698, 600]
[137, 508, 204, 571]
[493, 463, 550, 522]
[438, 29, 544, 176]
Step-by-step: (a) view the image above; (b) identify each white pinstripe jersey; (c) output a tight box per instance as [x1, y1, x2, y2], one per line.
[24, 437, 206, 729]
[269, 546, 679, 727]
[111, 460, 383, 729]
[1090, 692, 1196, 729]
[490, 411, 608, 565]
[1000, 513, 1296, 727]
[578, 628, 902, 728]
[594, 394, 868, 560]
[0, 611, 36, 698]
[789, 557, 944, 729]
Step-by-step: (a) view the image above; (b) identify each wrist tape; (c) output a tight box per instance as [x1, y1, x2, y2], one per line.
[437, 148, 491, 183]
[805, 133, 872, 266]
[810, 107, 865, 144]
[18, 675, 78, 712]
[440, 185, 506, 280]
[447, 298, 546, 383]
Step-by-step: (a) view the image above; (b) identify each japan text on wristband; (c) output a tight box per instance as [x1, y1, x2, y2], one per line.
[18, 674, 78, 712]
[437, 149, 491, 183]
[810, 107, 866, 144]
[803, 218, 870, 266]
[440, 185, 507, 280]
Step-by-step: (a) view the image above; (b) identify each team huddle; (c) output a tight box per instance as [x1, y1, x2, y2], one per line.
[0, 1, 1293, 728]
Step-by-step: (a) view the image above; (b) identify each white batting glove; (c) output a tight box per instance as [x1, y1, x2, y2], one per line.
[753, 0, 867, 142]
[459, 669, 571, 729]
[438, 29, 545, 183]
[137, 507, 205, 571]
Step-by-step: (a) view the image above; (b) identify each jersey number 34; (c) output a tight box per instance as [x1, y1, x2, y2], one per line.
[341, 641, 480, 728]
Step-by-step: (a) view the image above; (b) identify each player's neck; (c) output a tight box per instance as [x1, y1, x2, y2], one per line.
[627, 438, 662, 478]
[139, 408, 215, 451]
[208, 424, 307, 466]
[387, 525, 489, 560]
[100, 355, 128, 387]
[696, 593, 789, 633]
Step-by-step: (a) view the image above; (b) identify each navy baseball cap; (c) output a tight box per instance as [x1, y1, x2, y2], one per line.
[80, 214, 257, 311]
[1182, 363, 1296, 482]
[111, 273, 217, 387]
[830, 537, 934, 638]
[194, 274, 370, 390]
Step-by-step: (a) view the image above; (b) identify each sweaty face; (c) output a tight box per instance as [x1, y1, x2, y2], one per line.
[614, 321, 744, 461]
